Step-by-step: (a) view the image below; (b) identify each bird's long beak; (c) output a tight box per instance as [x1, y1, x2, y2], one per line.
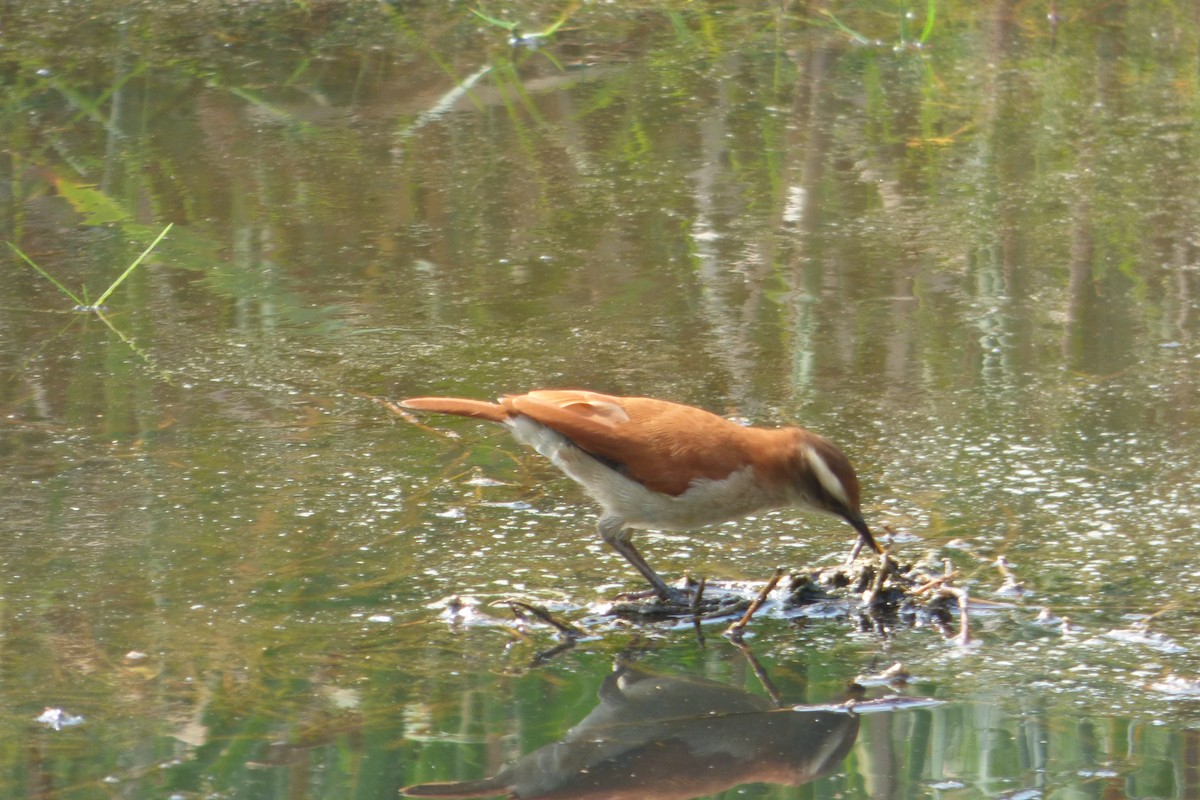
[845, 511, 883, 554]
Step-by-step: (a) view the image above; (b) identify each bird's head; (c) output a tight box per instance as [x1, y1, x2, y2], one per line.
[792, 433, 881, 554]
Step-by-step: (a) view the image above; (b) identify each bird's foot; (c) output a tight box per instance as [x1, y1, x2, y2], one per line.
[615, 585, 693, 607]
[658, 586, 697, 607]
[613, 574, 704, 608]
[613, 587, 658, 601]
[608, 580, 751, 621]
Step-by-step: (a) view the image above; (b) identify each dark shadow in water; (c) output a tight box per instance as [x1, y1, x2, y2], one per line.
[401, 662, 862, 800]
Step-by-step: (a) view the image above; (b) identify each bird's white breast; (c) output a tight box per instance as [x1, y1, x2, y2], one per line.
[506, 416, 792, 530]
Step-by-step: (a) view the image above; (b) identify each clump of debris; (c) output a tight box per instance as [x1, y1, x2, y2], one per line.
[606, 551, 983, 646]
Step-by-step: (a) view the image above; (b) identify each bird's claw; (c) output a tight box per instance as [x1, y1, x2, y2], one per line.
[615, 585, 694, 607]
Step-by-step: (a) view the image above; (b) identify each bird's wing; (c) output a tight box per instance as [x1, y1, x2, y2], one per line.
[504, 391, 750, 495]
[514, 390, 631, 425]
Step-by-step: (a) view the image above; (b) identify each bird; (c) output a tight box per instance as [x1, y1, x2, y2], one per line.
[399, 390, 880, 603]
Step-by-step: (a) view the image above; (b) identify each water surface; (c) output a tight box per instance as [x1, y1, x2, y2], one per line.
[2, 2, 1199, 798]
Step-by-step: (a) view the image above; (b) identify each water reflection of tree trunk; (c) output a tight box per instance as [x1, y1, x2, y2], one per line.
[1062, 2, 1136, 378]
[690, 53, 758, 405]
[1064, 198, 1094, 366]
[978, 0, 1033, 387]
[783, 41, 836, 399]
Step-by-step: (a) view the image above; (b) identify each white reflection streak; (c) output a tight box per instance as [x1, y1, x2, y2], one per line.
[691, 67, 758, 402]
[397, 64, 494, 144]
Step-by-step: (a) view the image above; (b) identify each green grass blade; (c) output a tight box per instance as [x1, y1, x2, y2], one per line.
[918, 0, 937, 43]
[6, 241, 84, 305]
[816, 10, 872, 45]
[92, 222, 173, 307]
[470, 7, 517, 31]
[537, 1, 577, 37]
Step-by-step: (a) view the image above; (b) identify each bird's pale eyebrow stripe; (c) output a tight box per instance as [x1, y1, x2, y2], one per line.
[804, 444, 849, 506]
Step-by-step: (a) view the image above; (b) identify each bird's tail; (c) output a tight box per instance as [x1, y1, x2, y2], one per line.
[400, 396, 510, 423]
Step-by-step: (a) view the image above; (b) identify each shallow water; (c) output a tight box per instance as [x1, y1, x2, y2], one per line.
[2, 2, 1199, 798]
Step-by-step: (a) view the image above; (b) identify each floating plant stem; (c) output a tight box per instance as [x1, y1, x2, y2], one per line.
[91, 222, 172, 308]
[6, 222, 172, 311]
[6, 241, 85, 306]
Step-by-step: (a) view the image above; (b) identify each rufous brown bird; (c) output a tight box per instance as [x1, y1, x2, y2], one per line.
[401, 390, 880, 602]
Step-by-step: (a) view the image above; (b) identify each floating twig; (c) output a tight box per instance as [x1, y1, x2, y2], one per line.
[929, 585, 971, 646]
[724, 567, 784, 640]
[913, 571, 960, 595]
[507, 600, 583, 639]
[994, 555, 1024, 595]
[862, 553, 895, 608]
[528, 640, 577, 667]
[855, 661, 910, 687]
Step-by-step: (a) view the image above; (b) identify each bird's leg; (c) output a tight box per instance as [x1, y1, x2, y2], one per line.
[598, 516, 690, 604]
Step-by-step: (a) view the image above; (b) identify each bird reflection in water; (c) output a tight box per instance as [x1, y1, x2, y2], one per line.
[402, 662, 867, 800]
